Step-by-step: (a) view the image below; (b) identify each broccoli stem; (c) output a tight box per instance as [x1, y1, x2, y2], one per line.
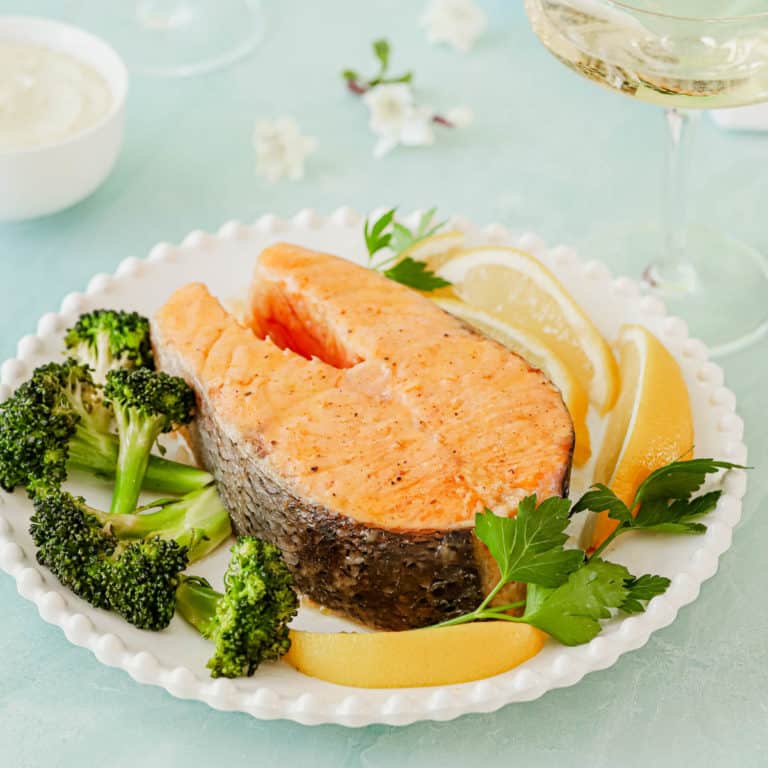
[65, 416, 213, 495]
[91, 332, 113, 385]
[67, 429, 212, 494]
[142, 455, 213, 494]
[67, 423, 122, 480]
[91, 485, 231, 562]
[176, 576, 220, 637]
[111, 414, 164, 515]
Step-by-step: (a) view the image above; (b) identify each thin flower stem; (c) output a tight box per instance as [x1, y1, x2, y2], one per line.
[346, 78, 369, 96]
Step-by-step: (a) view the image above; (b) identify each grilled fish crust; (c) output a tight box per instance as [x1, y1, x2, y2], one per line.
[187, 400, 484, 630]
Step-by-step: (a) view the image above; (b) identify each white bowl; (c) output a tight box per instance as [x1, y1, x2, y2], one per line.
[0, 16, 128, 221]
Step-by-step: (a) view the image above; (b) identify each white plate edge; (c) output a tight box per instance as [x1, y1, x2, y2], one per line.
[0, 206, 749, 727]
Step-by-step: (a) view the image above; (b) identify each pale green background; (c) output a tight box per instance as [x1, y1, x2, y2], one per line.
[1, 2, 766, 766]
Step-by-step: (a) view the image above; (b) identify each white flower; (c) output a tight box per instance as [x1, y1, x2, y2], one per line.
[363, 84, 435, 158]
[252, 117, 317, 183]
[422, 0, 487, 54]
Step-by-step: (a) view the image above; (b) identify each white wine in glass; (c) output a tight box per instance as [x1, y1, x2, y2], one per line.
[526, 0, 768, 355]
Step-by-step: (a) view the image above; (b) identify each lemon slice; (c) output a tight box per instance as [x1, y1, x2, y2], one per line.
[437, 247, 619, 414]
[587, 324, 693, 550]
[285, 623, 545, 688]
[399, 230, 465, 272]
[434, 297, 591, 467]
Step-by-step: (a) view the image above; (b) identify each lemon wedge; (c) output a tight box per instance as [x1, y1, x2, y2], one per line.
[587, 324, 693, 550]
[437, 247, 619, 414]
[285, 623, 545, 688]
[434, 297, 591, 467]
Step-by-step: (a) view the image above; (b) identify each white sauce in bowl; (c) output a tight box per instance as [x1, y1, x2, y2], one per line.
[0, 41, 112, 152]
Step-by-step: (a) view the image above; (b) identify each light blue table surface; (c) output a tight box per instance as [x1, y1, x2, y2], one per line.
[1, 2, 767, 766]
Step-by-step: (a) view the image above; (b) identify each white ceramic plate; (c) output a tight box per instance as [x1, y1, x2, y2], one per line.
[0, 209, 748, 727]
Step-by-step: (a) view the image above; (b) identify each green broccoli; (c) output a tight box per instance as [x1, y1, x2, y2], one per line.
[0, 360, 114, 496]
[64, 309, 154, 384]
[95, 485, 232, 562]
[105, 538, 190, 631]
[29, 488, 114, 608]
[0, 360, 212, 498]
[30, 488, 189, 630]
[104, 367, 197, 515]
[176, 537, 298, 678]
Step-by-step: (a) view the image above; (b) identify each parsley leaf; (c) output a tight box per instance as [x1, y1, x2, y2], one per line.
[571, 483, 633, 524]
[522, 559, 631, 646]
[620, 574, 671, 614]
[574, 459, 745, 558]
[634, 459, 743, 505]
[475, 497, 584, 588]
[388, 222, 416, 255]
[383, 257, 451, 291]
[633, 490, 721, 534]
[389, 209, 445, 254]
[362, 208, 452, 292]
[364, 208, 395, 262]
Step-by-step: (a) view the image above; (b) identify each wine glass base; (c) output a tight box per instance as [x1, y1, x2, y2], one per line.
[98, 0, 265, 78]
[586, 224, 768, 357]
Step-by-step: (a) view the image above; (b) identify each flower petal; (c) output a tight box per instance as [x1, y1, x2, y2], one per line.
[253, 116, 316, 182]
[373, 136, 398, 158]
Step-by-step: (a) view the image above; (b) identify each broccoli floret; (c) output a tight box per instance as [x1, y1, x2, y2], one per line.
[104, 368, 197, 515]
[29, 487, 113, 608]
[0, 360, 212, 497]
[176, 537, 298, 678]
[95, 485, 232, 562]
[0, 360, 114, 495]
[106, 538, 189, 630]
[30, 488, 190, 630]
[65, 309, 154, 384]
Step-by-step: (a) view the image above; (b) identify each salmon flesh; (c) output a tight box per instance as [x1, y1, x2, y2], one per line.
[153, 244, 574, 629]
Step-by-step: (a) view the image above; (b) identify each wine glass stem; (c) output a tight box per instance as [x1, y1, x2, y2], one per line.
[646, 107, 700, 295]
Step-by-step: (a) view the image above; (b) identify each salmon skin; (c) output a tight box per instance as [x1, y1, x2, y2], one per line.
[153, 244, 574, 629]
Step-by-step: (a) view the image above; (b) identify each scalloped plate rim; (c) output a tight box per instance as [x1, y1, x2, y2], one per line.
[0, 207, 748, 727]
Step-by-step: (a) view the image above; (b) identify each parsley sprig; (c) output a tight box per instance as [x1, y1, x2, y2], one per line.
[437, 497, 662, 644]
[436, 458, 743, 645]
[523, 560, 645, 645]
[342, 39, 413, 95]
[363, 208, 451, 291]
[572, 458, 745, 560]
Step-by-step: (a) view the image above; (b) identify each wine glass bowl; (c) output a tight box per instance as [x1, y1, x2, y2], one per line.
[525, 0, 768, 355]
[90, 0, 265, 79]
[527, 0, 768, 108]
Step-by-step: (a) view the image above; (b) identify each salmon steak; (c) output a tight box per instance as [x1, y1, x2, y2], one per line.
[153, 244, 574, 629]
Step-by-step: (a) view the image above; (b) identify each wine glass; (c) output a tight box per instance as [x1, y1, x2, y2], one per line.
[94, 0, 265, 78]
[525, 0, 768, 355]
